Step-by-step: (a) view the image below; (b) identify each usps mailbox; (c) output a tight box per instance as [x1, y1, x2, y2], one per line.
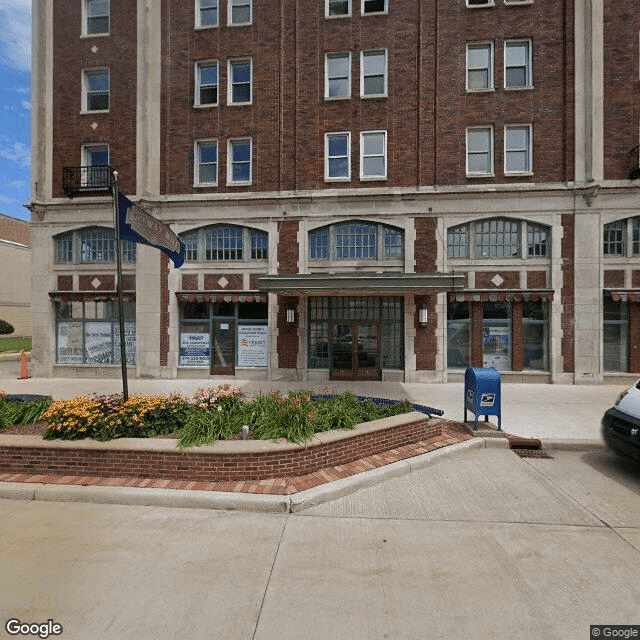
[464, 367, 502, 431]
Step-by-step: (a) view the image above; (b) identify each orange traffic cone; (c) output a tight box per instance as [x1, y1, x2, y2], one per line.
[18, 349, 30, 380]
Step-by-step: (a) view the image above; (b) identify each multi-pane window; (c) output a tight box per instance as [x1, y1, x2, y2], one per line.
[197, 0, 219, 27]
[55, 228, 136, 264]
[228, 59, 252, 104]
[309, 222, 404, 260]
[180, 225, 267, 262]
[83, 144, 108, 167]
[361, 50, 387, 96]
[195, 140, 218, 186]
[362, 0, 387, 13]
[327, 0, 351, 17]
[466, 126, 493, 175]
[228, 138, 251, 184]
[228, 0, 251, 24]
[603, 299, 628, 372]
[195, 61, 218, 106]
[82, 145, 109, 187]
[326, 53, 351, 99]
[83, 69, 109, 111]
[634, 218, 640, 255]
[505, 40, 532, 88]
[325, 132, 351, 180]
[447, 218, 549, 259]
[466, 43, 493, 91]
[603, 217, 640, 256]
[84, 0, 110, 35]
[467, 0, 492, 6]
[360, 131, 387, 180]
[504, 125, 532, 174]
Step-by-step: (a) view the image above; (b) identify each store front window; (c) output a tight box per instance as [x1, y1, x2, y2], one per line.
[55, 299, 136, 365]
[447, 301, 471, 369]
[522, 301, 549, 370]
[603, 299, 628, 372]
[482, 301, 511, 369]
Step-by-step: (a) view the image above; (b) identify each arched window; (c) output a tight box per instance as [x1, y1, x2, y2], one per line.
[179, 224, 268, 262]
[54, 227, 136, 264]
[603, 217, 640, 256]
[309, 221, 404, 260]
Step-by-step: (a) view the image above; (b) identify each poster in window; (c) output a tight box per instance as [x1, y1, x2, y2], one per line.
[180, 332, 210, 366]
[113, 322, 137, 365]
[237, 325, 268, 367]
[483, 326, 510, 369]
[57, 322, 84, 364]
[85, 322, 114, 364]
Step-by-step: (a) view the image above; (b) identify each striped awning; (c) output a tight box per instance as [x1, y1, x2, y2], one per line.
[175, 291, 267, 304]
[49, 291, 135, 303]
[448, 290, 554, 303]
[604, 290, 640, 302]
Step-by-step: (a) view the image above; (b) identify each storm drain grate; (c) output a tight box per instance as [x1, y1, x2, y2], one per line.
[513, 449, 553, 459]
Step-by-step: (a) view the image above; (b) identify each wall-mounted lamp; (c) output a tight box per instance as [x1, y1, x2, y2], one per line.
[286, 306, 296, 326]
[419, 306, 428, 327]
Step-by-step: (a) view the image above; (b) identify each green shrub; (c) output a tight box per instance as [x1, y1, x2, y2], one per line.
[0, 320, 15, 335]
[0, 396, 52, 429]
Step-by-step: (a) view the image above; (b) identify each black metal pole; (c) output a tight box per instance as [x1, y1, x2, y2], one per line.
[112, 171, 129, 401]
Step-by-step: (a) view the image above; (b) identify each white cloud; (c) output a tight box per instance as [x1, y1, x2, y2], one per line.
[13, 86, 30, 94]
[21, 100, 30, 110]
[0, 141, 30, 167]
[8, 180, 26, 189]
[0, 195, 20, 205]
[0, 0, 31, 72]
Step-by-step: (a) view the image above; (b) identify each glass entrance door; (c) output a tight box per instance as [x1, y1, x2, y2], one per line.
[331, 322, 380, 381]
[210, 320, 235, 375]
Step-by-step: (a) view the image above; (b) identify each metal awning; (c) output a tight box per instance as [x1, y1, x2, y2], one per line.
[48, 291, 135, 302]
[448, 290, 555, 303]
[604, 289, 640, 302]
[175, 291, 267, 303]
[258, 273, 465, 296]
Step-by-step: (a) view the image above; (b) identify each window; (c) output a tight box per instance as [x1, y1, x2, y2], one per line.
[603, 217, 640, 256]
[466, 43, 493, 91]
[447, 302, 471, 368]
[83, 144, 108, 167]
[179, 224, 267, 262]
[309, 222, 403, 260]
[482, 301, 511, 369]
[82, 145, 110, 188]
[505, 40, 532, 88]
[466, 126, 493, 176]
[84, 0, 109, 35]
[54, 228, 136, 264]
[195, 61, 218, 106]
[228, 59, 252, 104]
[228, 0, 251, 24]
[197, 0, 218, 27]
[83, 69, 109, 112]
[325, 133, 350, 181]
[467, 0, 493, 6]
[326, 53, 351, 99]
[195, 140, 218, 186]
[504, 125, 532, 174]
[56, 300, 136, 365]
[228, 138, 251, 184]
[361, 50, 387, 97]
[447, 218, 550, 259]
[522, 301, 548, 370]
[327, 0, 351, 17]
[360, 131, 387, 180]
[362, 0, 387, 14]
[603, 299, 628, 372]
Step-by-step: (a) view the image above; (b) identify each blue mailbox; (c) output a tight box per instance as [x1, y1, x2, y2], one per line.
[464, 367, 502, 431]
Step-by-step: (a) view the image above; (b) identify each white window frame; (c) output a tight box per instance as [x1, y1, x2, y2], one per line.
[195, 60, 219, 107]
[504, 124, 533, 175]
[361, 0, 388, 14]
[504, 39, 532, 89]
[195, 139, 219, 187]
[360, 130, 387, 180]
[228, 0, 251, 25]
[82, 144, 109, 167]
[81, 144, 110, 188]
[326, 0, 351, 18]
[325, 52, 351, 100]
[466, 126, 494, 177]
[466, 42, 494, 91]
[82, 68, 110, 113]
[83, 0, 110, 36]
[466, 0, 494, 7]
[228, 58, 252, 105]
[227, 138, 252, 185]
[196, 0, 219, 28]
[361, 50, 388, 98]
[325, 132, 351, 182]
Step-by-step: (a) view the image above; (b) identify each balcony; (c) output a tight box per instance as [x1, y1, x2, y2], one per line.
[63, 165, 114, 198]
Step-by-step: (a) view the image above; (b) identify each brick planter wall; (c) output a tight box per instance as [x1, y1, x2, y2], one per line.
[0, 414, 444, 483]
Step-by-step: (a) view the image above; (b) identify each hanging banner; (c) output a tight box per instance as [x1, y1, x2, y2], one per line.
[118, 192, 185, 268]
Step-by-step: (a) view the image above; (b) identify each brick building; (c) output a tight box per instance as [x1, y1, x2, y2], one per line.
[0, 215, 30, 337]
[28, 0, 640, 384]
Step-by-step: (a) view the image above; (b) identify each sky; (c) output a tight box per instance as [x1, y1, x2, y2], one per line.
[0, 0, 31, 222]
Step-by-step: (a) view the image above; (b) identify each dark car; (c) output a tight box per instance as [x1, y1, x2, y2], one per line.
[601, 380, 640, 463]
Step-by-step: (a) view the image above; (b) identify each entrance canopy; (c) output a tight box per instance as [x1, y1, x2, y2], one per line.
[258, 273, 465, 296]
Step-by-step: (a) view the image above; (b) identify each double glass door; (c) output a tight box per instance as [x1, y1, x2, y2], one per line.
[331, 322, 380, 381]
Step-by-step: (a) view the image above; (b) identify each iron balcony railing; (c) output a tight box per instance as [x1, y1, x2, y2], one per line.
[63, 165, 114, 198]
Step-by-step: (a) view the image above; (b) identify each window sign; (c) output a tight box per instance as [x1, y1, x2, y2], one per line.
[483, 326, 510, 369]
[237, 325, 268, 367]
[113, 322, 137, 365]
[57, 322, 84, 364]
[84, 322, 113, 363]
[180, 332, 211, 366]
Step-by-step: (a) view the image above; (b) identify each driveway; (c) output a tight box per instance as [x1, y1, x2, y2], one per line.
[1, 447, 639, 640]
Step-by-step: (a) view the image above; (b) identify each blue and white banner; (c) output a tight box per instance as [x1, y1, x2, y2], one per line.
[118, 192, 185, 268]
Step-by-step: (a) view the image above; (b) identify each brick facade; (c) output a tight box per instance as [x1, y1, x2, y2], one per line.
[0, 215, 29, 246]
